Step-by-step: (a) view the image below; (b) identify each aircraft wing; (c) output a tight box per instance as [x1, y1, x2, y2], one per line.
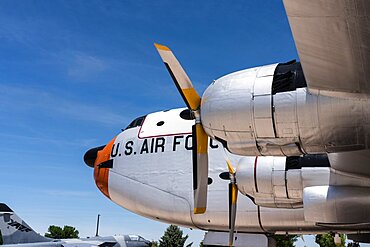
[283, 0, 370, 94]
[328, 149, 370, 177]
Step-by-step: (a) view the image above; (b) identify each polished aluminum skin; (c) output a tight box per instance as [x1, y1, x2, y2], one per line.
[236, 156, 303, 209]
[283, 0, 370, 94]
[99, 108, 370, 235]
[201, 64, 370, 156]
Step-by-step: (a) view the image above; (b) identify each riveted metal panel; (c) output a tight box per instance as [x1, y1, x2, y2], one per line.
[274, 91, 299, 138]
[253, 76, 274, 136]
[296, 88, 324, 153]
[254, 119, 275, 139]
[256, 63, 278, 78]
[254, 76, 273, 96]
[318, 92, 365, 152]
[254, 95, 271, 118]
[303, 186, 370, 223]
[286, 170, 303, 199]
[283, 0, 370, 94]
[253, 93, 275, 138]
[201, 67, 257, 136]
[256, 156, 274, 195]
[236, 157, 258, 197]
[272, 160, 287, 199]
[253, 68, 276, 138]
[237, 156, 305, 209]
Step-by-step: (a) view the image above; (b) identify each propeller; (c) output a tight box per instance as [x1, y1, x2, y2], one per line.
[154, 43, 208, 214]
[155, 43, 240, 245]
[227, 159, 238, 247]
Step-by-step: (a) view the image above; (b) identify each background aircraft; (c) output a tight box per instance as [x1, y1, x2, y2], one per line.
[0, 203, 150, 247]
[84, 0, 370, 246]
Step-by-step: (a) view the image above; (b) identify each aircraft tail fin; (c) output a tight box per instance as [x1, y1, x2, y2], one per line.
[0, 203, 51, 244]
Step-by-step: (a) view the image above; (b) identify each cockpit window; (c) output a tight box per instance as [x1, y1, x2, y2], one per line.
[128, 235, 139, 241]
[124, 115, 146, 130]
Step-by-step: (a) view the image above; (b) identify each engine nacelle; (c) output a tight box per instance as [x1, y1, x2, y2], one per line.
[235, 154, 331, 209]
[235, 156, 303, 209]
[235, 154, 370, 223]
[201, 62, 370, 156]
[304, 186, 370, 224]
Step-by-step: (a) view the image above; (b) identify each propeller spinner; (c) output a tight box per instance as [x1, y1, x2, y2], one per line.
[154, 43, 209, 214]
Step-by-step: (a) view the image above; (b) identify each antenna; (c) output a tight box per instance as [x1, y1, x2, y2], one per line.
[95, 214, 100, 237]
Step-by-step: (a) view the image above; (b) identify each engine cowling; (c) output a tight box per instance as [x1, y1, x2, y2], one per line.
[201, 63, 307, 156]
[235, 156, 304, 209]
[235, 154, 331, 209]
[235, 154, 370, 224]
[201, 61, 370, 156]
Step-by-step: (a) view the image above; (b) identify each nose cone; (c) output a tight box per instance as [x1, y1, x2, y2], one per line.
[93, 137, 117, 199]
[83, 146, 105, 168]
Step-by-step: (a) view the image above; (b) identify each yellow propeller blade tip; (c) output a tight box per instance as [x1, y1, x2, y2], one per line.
[226, 160, 235, 174]
[194, 207, 206, 214]
[154, 43, 170, 51]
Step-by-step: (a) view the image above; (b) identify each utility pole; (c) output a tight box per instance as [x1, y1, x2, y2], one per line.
[95, 214, 100, 237]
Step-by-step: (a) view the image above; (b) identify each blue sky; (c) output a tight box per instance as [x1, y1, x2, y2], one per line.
[0, 0, 337, 246]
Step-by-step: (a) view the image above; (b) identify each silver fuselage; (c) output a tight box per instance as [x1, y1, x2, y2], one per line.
[96, 107, 370, 235]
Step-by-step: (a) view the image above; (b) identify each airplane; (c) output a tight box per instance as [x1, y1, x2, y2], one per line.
[0, 203, 151, 247]
[84, 0, 370, 246]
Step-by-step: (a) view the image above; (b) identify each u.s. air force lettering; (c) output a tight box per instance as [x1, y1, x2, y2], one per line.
[111, 135, 219, 157]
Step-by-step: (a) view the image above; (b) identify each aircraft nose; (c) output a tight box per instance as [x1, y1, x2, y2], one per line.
[83, 145, 105, 168]
[93, 137, 117, 199]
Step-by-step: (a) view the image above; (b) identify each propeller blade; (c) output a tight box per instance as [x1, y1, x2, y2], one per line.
[192, 123, 209, 214]
[154, 43, 209, 214]
[154, 43, 201, 111]
[227, 158, 238, 247]
[229, 181, 238, 247]
[226, 160, 235, 174]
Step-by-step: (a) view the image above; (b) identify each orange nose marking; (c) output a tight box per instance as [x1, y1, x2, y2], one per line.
[94, 137, 117, 199]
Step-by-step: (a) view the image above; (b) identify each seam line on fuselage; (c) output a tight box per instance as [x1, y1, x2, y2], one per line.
[284, 168, 289, 199]
[257, 206, 267, 233]
[271, 89, 278, 138]
[254, 156, 259, 193]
